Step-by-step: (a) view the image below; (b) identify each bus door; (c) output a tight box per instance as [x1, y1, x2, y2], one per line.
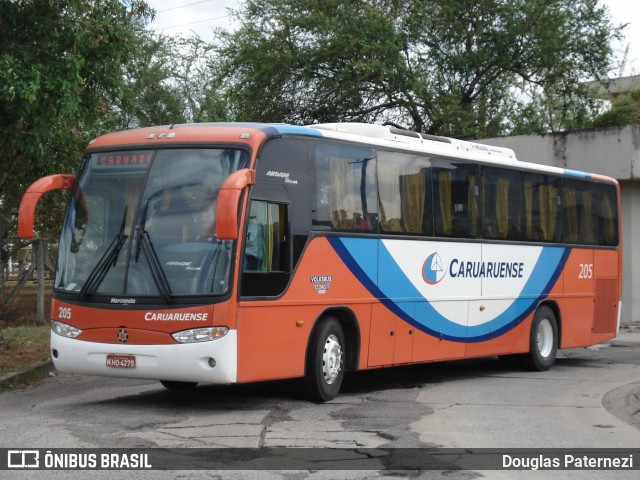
[468, 167, 534, 357]
[236, 184, 304, 382]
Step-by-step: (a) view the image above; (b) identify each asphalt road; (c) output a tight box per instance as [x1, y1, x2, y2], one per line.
[1, 330, 639, 479]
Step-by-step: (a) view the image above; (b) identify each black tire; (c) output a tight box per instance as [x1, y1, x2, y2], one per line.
[160, 380, 198, 390]
[304, 317, 346, 402]
[522, 305, 558, 371]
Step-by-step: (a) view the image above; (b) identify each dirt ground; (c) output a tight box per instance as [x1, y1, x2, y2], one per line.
[0, 326, 49, 376]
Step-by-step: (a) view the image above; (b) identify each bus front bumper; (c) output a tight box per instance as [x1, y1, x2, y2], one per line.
[50, 330, 237, 384]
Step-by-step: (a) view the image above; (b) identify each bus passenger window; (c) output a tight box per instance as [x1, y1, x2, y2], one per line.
[523, 173, 561, 243]
[377, 151, 432, 235]
[598, 184, 618, 246]
[433, 161, 480, 238]
[311, 141, 377, 232]
[482, 167, 524, 241]
[562, 179, 597, 245]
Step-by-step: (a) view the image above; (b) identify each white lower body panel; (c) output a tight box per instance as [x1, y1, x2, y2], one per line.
[51, 330, 237, 384]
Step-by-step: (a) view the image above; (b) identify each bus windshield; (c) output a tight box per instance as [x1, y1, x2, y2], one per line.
[56, 148, 248, 298]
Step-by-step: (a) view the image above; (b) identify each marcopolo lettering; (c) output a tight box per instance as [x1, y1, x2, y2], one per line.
[449, 259, 525, 279]
[111, 298, 136, 304]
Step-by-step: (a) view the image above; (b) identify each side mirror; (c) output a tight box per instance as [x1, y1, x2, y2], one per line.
[216, 169, 257, 240]
[19, 174, 77, 239]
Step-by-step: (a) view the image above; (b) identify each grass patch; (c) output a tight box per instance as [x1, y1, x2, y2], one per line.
[0, 325, 51, 376]
[1, 277, 53, 389]
[1, 279, 53, 325]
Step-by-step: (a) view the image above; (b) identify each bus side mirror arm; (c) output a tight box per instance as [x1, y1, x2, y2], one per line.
[19, 174, 77, 239]
[216, 169, 257, 241]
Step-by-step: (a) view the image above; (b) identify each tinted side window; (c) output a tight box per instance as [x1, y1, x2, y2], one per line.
[523, 173, 561, 243]
[311, 140, 377, 232]
[377, 150, 432, 235]
[482, 167, 524, 240]
[433, 160, 480, 238]
[562, 178, 597, 245]
[597, 183, 619, 246]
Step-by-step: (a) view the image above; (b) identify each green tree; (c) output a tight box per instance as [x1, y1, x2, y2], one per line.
[0, 0, 153, 243]
[108, 33, 225, 130]
[109, 32, 187, 130]
[213, 0, 624, 138]
[592, 88, 640, 127]
[175, 37, 229, 123]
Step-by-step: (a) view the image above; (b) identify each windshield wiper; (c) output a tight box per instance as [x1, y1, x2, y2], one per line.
[134, 201, 173, 303]
[79, 208, 128, 299]
[137, 229, 173, 303]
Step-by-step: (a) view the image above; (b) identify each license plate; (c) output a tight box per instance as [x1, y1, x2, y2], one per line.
[106, 354, 136, 368]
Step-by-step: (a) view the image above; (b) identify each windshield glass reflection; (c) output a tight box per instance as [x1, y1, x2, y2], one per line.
[56, 148, 248, 297]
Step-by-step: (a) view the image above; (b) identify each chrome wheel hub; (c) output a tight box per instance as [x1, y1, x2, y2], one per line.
[537, 318, 553, 358]
[322, 334, 342, 385]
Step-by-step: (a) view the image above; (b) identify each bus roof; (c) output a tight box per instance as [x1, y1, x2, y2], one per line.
[87, 122, 616, 184]
[308, 122, 518, 161]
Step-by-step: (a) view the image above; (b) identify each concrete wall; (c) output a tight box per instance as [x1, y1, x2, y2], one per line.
[479, 125, 640, 326]
[620, 183, 640, 325]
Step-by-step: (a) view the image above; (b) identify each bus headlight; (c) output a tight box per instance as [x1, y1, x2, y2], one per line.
[51, 320, 82, 338]
[172, 327, 228, 343]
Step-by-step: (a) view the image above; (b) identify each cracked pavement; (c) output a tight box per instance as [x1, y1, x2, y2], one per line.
[1, 331, 639, 479]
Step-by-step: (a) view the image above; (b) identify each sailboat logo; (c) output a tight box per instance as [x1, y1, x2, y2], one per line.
[422, 252, 446, 285]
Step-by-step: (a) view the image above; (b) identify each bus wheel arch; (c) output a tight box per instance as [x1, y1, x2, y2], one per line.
[308, 307, 361, 373]
[538, 300, 562, 349]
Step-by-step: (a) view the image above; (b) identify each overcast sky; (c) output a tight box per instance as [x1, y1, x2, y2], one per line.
[145, 0, 640, 77]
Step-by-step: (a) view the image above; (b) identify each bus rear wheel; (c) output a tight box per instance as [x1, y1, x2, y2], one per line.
[523, 305, 558, 371]
[305, 317, 345, 402]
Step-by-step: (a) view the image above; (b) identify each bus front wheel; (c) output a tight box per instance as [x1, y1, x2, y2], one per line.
[523, 305, 558, 371]
[305, 317, 345, 402]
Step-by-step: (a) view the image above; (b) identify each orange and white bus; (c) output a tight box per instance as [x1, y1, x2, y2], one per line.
[19, 122, 622, 401]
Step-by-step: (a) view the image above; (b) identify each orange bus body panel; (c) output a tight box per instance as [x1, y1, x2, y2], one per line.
[236, 237, 376, 383]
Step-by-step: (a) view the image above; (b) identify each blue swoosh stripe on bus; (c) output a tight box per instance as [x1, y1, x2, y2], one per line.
[268, 125, 324, 136]
[203, 122, 324, 137]
[562, 169, 591, 179]
[328, 237, 570, 342]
